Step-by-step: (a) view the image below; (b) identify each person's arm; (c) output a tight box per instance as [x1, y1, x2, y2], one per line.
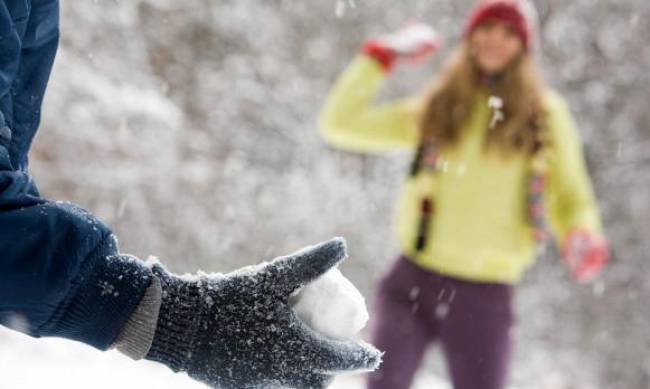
[6, 0, 60, 173]
[318, 23, 441, 153]
[0, 0, 25, 171]
[544, 90, 609, 281]
[318, 56, 420, 153]
[0, 194, 381, 388]
[0, 1, 148, 349]
[0, 0, 22, 101]
[0, 2, 381, 387]
[0, 190, 155, 350]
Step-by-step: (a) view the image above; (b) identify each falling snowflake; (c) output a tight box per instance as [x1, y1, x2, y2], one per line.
[98, 281, 115, 297]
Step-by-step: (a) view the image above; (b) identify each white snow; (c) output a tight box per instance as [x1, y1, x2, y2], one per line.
[0, 326, 450, 389]
[380, 23, 442, 55]
[291, 267, 369, 341]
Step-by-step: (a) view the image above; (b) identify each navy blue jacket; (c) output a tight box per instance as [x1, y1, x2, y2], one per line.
[0, 0, 152, 350]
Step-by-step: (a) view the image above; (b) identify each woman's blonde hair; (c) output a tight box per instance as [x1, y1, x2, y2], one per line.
[419, 40, 547, 156]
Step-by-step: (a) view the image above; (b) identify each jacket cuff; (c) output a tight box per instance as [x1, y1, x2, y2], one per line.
[37, 235, 154, 350]
[113, 275, 162, 360]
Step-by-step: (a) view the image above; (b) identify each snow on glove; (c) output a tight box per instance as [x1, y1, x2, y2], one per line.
[561, 229, 610, 283]
[145, 238, 381, 389]
[363, 21, 442, 72]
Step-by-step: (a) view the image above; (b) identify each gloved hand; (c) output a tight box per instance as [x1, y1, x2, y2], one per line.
[363, 21, 442, 72]
[145, 238, 382, 389]
[561, 229, 610, 283]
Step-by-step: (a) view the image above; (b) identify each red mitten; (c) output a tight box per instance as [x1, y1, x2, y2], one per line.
[363, 22, 442, 73]
[562, 229, 610, 283]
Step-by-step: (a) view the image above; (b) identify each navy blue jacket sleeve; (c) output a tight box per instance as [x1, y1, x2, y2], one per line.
[0, 0, 153, 350]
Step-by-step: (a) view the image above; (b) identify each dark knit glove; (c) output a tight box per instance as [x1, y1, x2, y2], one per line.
[145, 238, 381, 389]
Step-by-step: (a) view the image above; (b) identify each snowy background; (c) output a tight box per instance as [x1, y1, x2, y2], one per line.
[2, 0, 650, 388]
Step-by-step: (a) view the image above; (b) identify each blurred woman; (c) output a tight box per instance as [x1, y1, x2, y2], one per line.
[319, 1, 609, 388]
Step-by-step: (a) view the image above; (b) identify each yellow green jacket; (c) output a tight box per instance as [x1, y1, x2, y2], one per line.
[319, 56, 604, 284]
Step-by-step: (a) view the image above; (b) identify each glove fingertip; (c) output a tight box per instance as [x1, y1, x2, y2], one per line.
[324, 237, 348, 263]
[358, 342, 384, 372]
[335, 340, 384, 373]
[301, 237, 348, 269]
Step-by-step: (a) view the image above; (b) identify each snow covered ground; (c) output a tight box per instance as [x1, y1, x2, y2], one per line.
[0, 327, 450, 389]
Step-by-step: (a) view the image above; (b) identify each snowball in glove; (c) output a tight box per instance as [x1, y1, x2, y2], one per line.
[291, 267, 369, 341]
[144, 238, 381, 389]
[363, 22, 442, 72]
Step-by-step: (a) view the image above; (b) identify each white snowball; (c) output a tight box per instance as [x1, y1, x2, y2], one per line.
[291, 267, 369, 340]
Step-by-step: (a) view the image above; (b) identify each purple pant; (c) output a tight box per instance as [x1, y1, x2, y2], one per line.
[367, 256, 514, 389]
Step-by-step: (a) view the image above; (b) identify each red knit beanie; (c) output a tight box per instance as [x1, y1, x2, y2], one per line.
[464, 0, 535, 51]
